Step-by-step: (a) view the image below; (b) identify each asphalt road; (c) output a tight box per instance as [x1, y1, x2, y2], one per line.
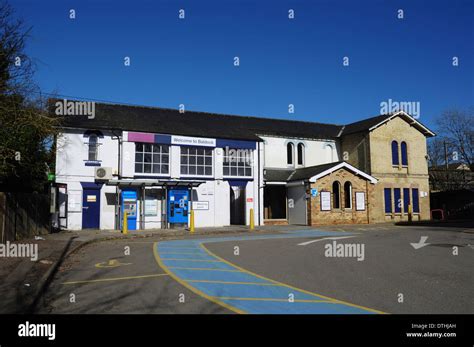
[40, 226, 474, 314]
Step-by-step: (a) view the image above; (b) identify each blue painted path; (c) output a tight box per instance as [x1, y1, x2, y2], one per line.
[154, 230, 384, 314]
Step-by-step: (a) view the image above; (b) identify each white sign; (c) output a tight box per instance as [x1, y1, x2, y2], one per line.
[192, 201, 209, 210]
[171, 135, 216, 147]
[320, 191, 331, 211]
[145, 199, 158, 216]
[356, 192, 366, 211]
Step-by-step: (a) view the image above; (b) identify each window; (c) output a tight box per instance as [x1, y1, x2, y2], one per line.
[297, 143, 304, 166]
[394, 188, 401, 213]
[391, 141, 399, 165]
[223, 148, 252, 177]
[181, 147, 213, 176]
[412, 188, 420, 213]
[332, 181, 341, 209]
[344, 181, 352, 209]
[88, 135, 98, 161]
[401, 141, 408, 166]
[135, 143, 169, 174]
[403, 188, 410, 213]
[287, 143, 294, 165]
[384, 188, 392, 213]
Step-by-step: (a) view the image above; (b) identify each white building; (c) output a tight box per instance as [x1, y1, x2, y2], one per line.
[53, 100, 433, 230]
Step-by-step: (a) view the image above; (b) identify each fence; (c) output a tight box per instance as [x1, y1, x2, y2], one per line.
[0, 191, 51, 242]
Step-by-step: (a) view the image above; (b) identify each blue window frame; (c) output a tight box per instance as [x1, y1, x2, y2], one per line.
[384, 188, 392, 213]
[401, 141, 408, 166]
[412, 188, 420, 213]
[403, 188, 410, 213]
[391, 141, 399, 165]
[394, 188, 401, 213]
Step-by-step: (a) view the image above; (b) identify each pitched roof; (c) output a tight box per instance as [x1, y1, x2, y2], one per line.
[342, 111, 435, 137]
[265, 161, 378, 184]
[53, 100, 342, 141]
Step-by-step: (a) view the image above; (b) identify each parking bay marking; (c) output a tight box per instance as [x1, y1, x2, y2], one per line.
[62, 273, 168, 285]
[297, 236, 356, 246]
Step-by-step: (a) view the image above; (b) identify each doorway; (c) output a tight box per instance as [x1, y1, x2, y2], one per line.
[230, 184, 246, 225]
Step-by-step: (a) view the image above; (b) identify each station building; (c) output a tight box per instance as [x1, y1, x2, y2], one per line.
[52, 100, 435, 230]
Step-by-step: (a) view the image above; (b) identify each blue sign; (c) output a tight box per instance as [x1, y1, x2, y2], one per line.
[311, 188, 318, 197]
[122, 190, 137, 230]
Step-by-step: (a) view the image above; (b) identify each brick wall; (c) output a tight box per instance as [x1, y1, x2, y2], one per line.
[308, 167, 374, 225]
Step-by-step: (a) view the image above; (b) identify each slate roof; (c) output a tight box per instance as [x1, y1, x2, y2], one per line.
[341, 114, 391, 136]
[53, 100, 342, 141]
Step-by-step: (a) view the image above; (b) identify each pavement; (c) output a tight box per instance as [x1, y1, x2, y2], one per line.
[1, 222, 473, 314]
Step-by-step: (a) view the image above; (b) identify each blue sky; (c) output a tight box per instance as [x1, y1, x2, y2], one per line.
[11, 0, 474, 129]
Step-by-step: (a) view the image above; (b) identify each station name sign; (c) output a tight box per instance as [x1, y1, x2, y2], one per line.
[171, 135, 216, 147]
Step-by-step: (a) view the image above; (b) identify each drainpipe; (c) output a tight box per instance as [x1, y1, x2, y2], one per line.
[111, 129, 122, 230]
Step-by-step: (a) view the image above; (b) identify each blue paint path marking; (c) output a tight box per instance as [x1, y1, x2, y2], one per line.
[154, 230, 385, 314]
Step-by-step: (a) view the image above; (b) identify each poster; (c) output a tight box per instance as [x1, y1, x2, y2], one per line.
[320, 191, 331, 211]
[356, 192, 366, 211]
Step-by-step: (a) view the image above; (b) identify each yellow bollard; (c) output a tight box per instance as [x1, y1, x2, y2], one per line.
[190, 210, 195, 233]
[249, 208, 254, 230]
[408, 204, 413, 223]
[122, 211, 128, 234]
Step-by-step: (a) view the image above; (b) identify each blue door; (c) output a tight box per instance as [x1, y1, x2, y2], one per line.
[82, 188, 100, 229]
[168, 188, 189, 225]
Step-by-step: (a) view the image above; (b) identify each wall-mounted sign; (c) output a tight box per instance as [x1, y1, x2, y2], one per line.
[246, 198, 253, 202]
[171, 135, 216, 147]
[320, 191, 331, 211]
[192, 201, 209, 210]
[311, 188, 318, 197]
[87, 195, 97, 202]
[356, 192, 366, 211]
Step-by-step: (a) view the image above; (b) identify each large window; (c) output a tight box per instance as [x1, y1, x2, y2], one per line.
[403, 188, 410, 213]
[135, 143, 169, 174]
[223, 148, 252, 177]
[88, 134, 98, 161]
[401, 141, 408, 166]
[287, 143, 294, 166]
[412, 188, 420, 213]
[384, 188, 392, 213]
[181, 147, 213, 176]
[394, 188, 402, 213]
[297, 143, 305, 166]
[332, 181, 341, 209]
[391, 140, 399, 165]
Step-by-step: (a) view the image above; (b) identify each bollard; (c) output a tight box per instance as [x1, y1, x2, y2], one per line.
[408, 204, 412, 223]
[122, 211, 128, 234]
[249, 208, 254, 230]
[190, 210, 195, 233]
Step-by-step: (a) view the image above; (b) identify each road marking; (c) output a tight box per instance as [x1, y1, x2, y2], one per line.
[153, 242, 246, 314]
[167, 266, 242, 272]
[62, 273, 168, 285]
[410, 236, 430, 250]
[187, 279, 283, 286]
[162, 258, 223, 263]
[297, 236, 356, 246]
[95, 259, 132, 268]
[201, 243, 386, 314]
[213, 296, 334, 303]
[158, 251, 205, 255]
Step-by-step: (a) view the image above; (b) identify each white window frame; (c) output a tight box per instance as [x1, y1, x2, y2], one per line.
[134, 143, 170, 176]
[180, 146, 214, 178]
[223, 148, 253, 178]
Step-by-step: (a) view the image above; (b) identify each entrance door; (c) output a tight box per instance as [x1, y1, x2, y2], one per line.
[230, 185, 245, 225]
[82, 189, 100, 229]
[287, 184, 307, 225]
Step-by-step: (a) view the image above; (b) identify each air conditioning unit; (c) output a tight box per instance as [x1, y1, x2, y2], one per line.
[95, 167, 113, 180]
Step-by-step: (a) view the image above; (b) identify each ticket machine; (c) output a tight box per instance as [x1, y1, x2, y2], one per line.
[167, 188, 189, 227]
[121, 190, 137, 230]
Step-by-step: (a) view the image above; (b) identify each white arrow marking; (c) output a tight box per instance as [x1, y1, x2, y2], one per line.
[298, 236, 355, 246]
[410, 236, 430, 250]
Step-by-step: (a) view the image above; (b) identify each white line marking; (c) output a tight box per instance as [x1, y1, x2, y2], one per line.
[410, 236, 430, 250]
[297, 236, 356, 246]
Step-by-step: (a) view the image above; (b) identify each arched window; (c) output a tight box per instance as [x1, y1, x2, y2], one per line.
[332, 181, 341, 209]
[401, 141, 408, 166]
[297, 143, 305, 166]
[88, 134, 98, 161]
[325, 144, 334, 162]
[287, 142, 294, 165]
[391, 140, 399, 166]
[344, 181, 352, 209]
